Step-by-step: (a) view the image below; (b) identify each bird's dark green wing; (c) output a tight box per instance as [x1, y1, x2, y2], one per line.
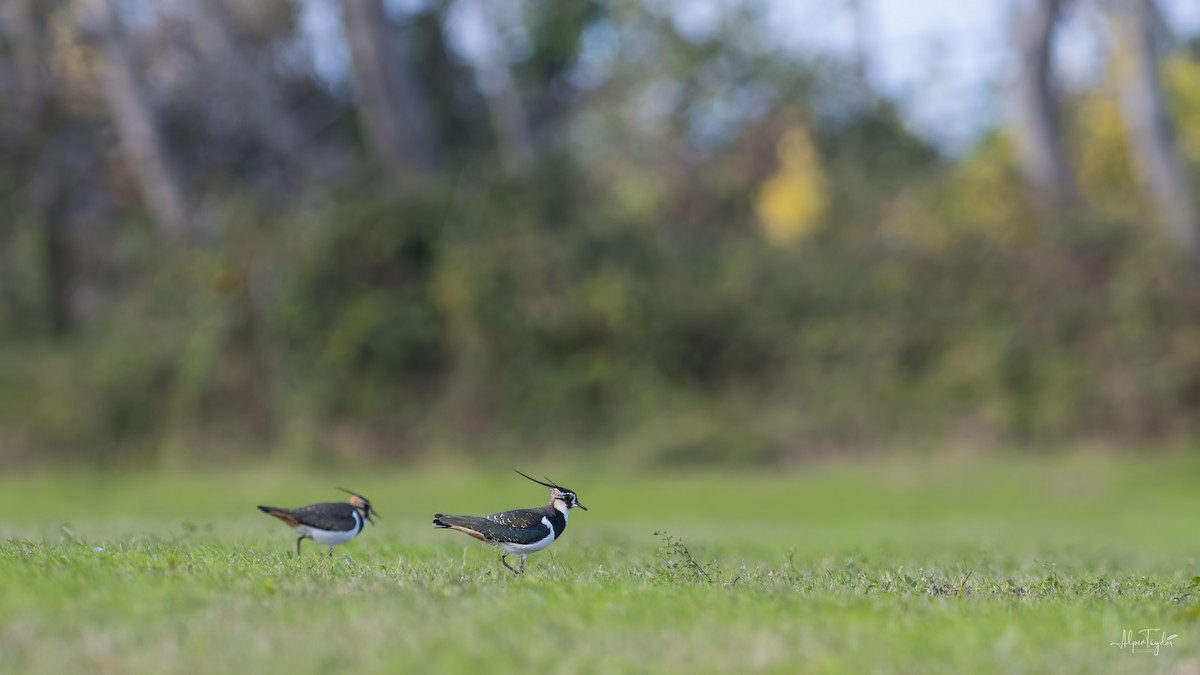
[287, 502, 358, 531]
[434, 508, 552, 544]
[485, 507, 550, 530]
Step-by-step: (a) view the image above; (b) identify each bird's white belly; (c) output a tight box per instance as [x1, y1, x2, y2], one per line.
[293, 512, 361, 546]
[499, 517, 556, 555]
[299, 526, 358, 546]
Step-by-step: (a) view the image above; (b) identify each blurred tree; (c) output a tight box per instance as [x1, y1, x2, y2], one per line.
[341, 0, 437, 184]
[1164, 55, 1200, 165]
[184, 0, 308, 174]
[1075, 86, 1139, 211]
[518, 0, 603, 133]
[454, 0, 535, 176]
[1, 0, 119, 334]
[79, 0, 191, 240]
[847, 0, 874, 98]
[1104, 0, 1199, 261]
[3, 0, 1200, 465]
[2, 0, 64, 332]
[1011, 0, 1076, 207]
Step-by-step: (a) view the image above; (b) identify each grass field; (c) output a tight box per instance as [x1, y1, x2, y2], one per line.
[2, 451, 1198, 673]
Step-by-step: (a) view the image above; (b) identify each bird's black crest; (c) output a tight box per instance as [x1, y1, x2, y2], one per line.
[515, 469, 565, 490]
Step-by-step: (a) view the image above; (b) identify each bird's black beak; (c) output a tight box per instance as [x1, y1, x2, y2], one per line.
[576, 502, 588, 511]
[368, 509, 379, 525]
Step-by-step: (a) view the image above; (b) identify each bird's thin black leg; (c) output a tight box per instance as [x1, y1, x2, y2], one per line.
[519, 556, 526, 574]
[327, 546, 334, 557]
[295, 536, 304, 558]
[501, 554, 519, 575]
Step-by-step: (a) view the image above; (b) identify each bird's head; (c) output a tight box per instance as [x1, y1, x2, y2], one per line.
[339, 488, 380, 525]
[515, 470, 587, 513]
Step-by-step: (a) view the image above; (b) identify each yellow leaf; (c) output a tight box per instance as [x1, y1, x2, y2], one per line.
[756, 126, 826, 245]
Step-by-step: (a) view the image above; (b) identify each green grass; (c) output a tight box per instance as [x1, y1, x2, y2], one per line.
[2, 451, 1199, 673]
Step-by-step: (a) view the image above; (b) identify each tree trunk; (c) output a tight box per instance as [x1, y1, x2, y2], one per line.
[41, 197, 72, 335]
[458, 0, 535, 176]
[8, 0, 77, 333]
[847, 0, 874, 98]
[1011, 0, 1076, 208]
[341, 0, 437, 183]
[1108, 0, 1199, 260]
[187, 0, 308, 168]
[81, 0, 192, 241]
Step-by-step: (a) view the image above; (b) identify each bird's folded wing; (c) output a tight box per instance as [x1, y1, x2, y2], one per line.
[486, 508, 553, 542]
[438, 510, 551, 543]
[289, 502, 354, 530]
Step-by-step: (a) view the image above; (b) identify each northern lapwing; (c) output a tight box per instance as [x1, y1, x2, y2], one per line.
[257, 488, 379, 557]
[432, 471, 588, 574]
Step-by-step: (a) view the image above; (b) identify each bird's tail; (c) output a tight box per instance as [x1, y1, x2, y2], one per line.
[432, 514, 491, 542]
[433, 513, 486, 528]
[258, 505, 299, 527]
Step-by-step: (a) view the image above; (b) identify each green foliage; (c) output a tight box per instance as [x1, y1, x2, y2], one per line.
[274, 192, 449, 416]
[654, 530, 714, 583]
[6, 7, 1200, 467]
[7, 126, 1200, 465]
